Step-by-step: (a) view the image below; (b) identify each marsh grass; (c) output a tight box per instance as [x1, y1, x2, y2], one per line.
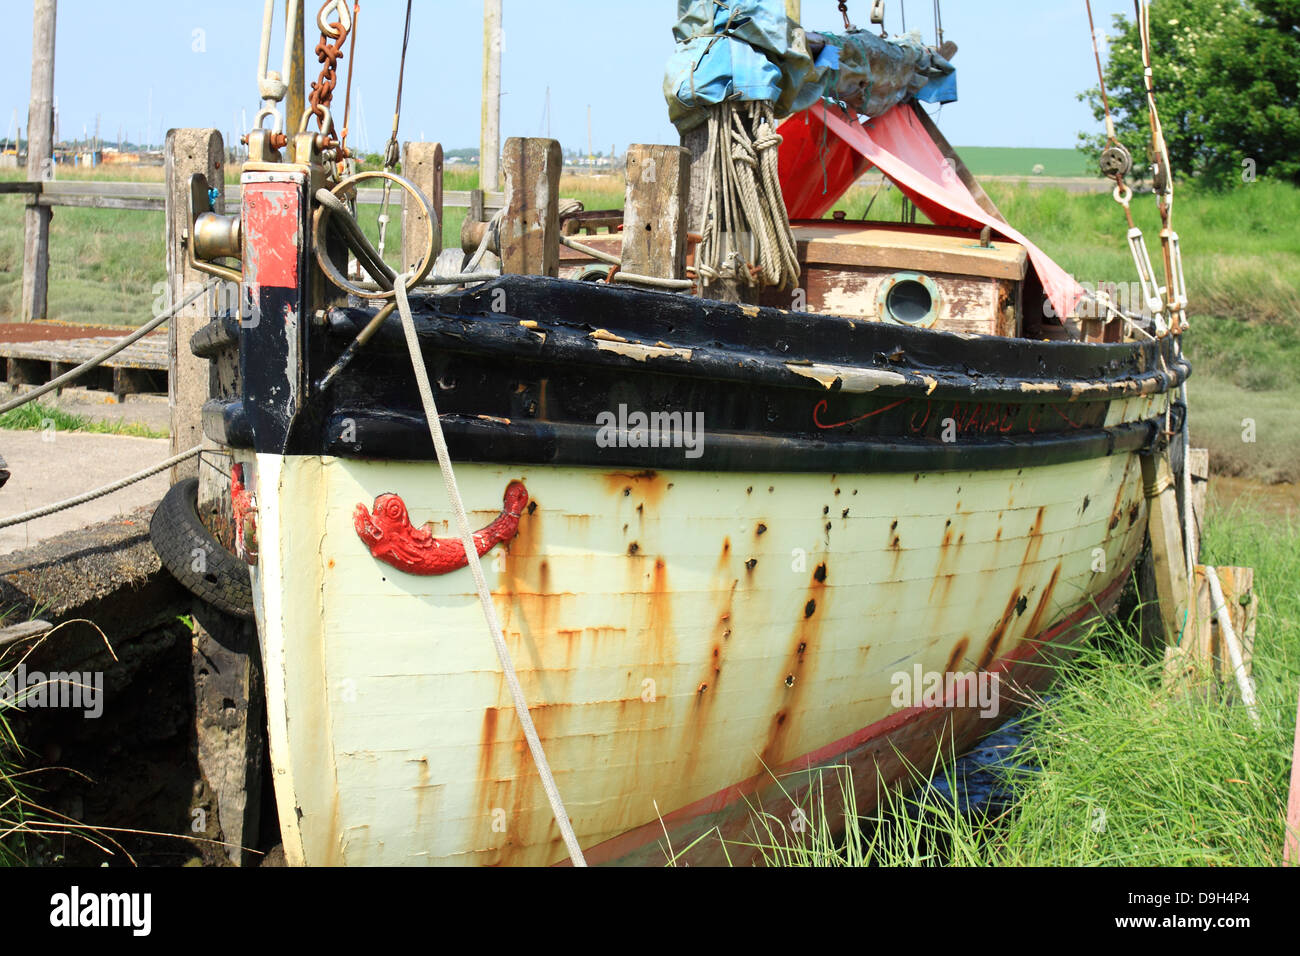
[0, 401, 168, 439]
[740, 503, 1299, 866]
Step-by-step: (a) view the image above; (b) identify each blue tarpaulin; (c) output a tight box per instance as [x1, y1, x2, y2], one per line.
[665, 0, 956, 133]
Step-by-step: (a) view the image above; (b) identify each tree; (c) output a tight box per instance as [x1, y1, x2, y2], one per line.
[1079, 0, 1300, 187]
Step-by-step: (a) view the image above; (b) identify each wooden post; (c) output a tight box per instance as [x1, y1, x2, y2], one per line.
[1185, 565, 1256, 689]
[1186, 447, 1209, 564]
[480, 0, 502, 192]
[164, 128, 223, 485]
[785, 0, 801, 20]
[500, 137, 561, 276]
[1141, 450, 1192, 678]
[21, 0, 56, 323]
[285, 0, 306, 136]
[401, 142, 443, 276]
[621, 144, 691, 280]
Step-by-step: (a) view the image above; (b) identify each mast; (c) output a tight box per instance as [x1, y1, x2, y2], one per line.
[480, 0, 502, 191]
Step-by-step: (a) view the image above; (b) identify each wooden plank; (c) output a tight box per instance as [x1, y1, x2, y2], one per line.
[500, 137, 562, 277]
[401, 142, 443, 277]
[1142, 451, 1193, 684]
[0, 336, 167, 369]
[1187, 447, 1209, 564]
[21, 0, 56, 322]
[792, 223, 1028, 280]
[36, 194, 163, 211]
[0, 181, 42, 195]
[620, 144, 690, 280]
[0, 619, 53, 649]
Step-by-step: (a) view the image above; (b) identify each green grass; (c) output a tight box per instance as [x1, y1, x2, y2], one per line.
[0, 401, 168, 439]
[744, 502, 1299, 866]
[953, 146, 1092, 179]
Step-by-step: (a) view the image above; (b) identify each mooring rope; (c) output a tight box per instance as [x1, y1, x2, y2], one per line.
[392, 275, 587, 866]
[0, 446, 201, 530]
[696, 100, 800, 294]
[0, 280, 219, 416]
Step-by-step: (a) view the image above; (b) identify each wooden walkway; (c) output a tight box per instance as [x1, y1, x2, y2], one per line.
[0, 325, 166, 400]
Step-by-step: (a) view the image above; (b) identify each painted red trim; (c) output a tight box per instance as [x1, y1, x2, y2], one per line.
[354, 480, 529, 576]
[578, 566, 1132, 865]
[243, 182, 301, 290]
[231, 463, 258, 566]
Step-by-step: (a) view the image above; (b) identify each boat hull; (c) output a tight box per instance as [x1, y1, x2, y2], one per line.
[247, 448, 1147, 866]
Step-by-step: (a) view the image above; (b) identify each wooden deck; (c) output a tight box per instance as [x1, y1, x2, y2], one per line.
[0, 327, 167, 400]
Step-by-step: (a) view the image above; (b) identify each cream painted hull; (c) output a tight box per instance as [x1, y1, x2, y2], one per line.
[245, 446, 1149, 866]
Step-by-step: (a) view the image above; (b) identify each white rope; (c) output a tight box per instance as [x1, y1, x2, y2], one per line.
[392, 276, 587, 866]
[0, 446, 201, 529]
[696, 101, 800, 294]
[0, 280, 219, 416]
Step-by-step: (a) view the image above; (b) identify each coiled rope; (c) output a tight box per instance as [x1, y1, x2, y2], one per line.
[392, 275, 587, 866]
[696, 100, 800, 293]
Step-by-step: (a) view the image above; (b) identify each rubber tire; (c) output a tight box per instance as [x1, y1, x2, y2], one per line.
[150, 478, 254, 621]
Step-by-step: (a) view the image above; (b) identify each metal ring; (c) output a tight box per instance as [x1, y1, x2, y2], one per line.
[312, 170, 437, 301]
[1112, 182, 1133, 207]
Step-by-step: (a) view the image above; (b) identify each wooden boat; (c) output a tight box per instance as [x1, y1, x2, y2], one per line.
[174, 3, 1190, 866]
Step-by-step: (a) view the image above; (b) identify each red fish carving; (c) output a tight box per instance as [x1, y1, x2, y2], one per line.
[354, 480, 529, 576]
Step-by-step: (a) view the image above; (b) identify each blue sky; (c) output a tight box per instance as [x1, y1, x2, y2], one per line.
[3, 1, 1137, 153]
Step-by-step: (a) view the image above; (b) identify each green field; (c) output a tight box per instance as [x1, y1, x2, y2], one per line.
[952, 146, 1093, 179]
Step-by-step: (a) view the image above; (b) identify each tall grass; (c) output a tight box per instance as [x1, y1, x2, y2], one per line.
[748, 502, 1299, 866]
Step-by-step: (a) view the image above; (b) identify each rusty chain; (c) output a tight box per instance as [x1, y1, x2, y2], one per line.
[307, 0, 351, 136]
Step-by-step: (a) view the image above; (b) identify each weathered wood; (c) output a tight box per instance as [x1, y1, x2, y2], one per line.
[1184, 565, 1257, 691]
[0, 619, 53, 649]
[7, 357, 47, 386]
[165, 128, 224, 485]
[0, 334, 167, 370]
[1187, 446, 1209, 564]
[7, 179, 504, 210]
[285, 0, 305, 139]
[21, 0, 56, 322]
[189, 611, 264, 866]
[401, 142, 443, 276]
[500, 137, 562, 277]
[621, 144, 691, 281]
[1143, 451, 1193, 684]
[481, 0, 502, 192]
[36, 194, 162, 211]
[112, 365, 162, 401]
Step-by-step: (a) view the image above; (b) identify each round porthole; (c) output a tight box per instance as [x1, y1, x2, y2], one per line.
[878, 273, 941, 328]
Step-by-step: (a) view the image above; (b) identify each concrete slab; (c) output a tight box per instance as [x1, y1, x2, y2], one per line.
[0, 428, 172, 555]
